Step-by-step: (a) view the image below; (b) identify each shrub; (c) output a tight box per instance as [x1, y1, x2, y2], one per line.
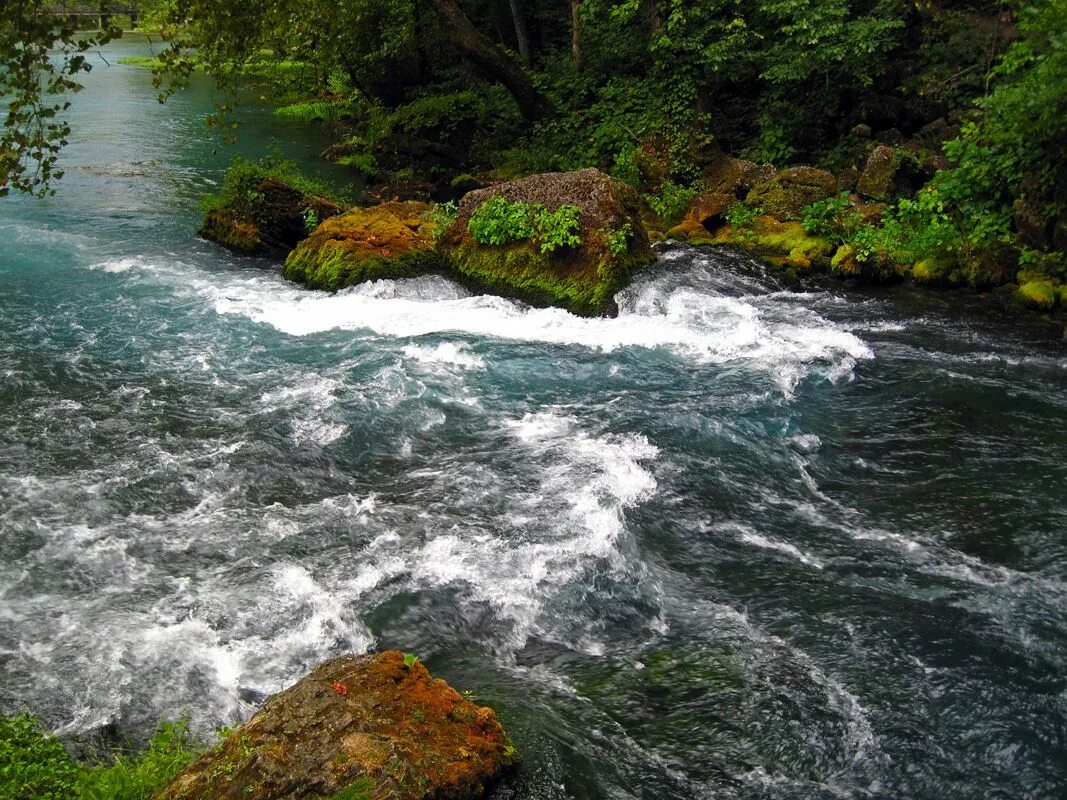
[201, 153, 339, 216]
[645, 181, 697, 227]
[0, 714, 79, 800]
[1, 714, 202, 800]
[467, 197, 583, 254]
[801, 192, 865, 244]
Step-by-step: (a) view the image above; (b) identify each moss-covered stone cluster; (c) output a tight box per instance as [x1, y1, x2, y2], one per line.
[207, 167, 655, 318]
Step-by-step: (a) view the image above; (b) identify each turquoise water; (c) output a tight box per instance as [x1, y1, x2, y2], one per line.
[2, 38, 1067, 800]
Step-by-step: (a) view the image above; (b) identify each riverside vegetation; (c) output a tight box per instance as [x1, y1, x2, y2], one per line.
[4, 1, 1065, 315]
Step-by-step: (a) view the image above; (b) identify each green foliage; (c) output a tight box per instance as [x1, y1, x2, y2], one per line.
[201, 153, 337, 216]
[645, 182, 698, 227]
[402, 653, 420, 670]
[0, 2, 119, 195]
[0, 714, 79, 800]
[337, 153, 378, 178]
[78, 720, 200, 800]
[331, 776, 376, 800]
[468, 197, 537, 246]
[428, 201, 459, 241]
[302, 207, 320, 233]
[0, 715, 200, 800]
[801, 192, 865, 244]
[467, 198, 582, 254]
[604, 224, 634, 256]
[725, 202, 760, 230]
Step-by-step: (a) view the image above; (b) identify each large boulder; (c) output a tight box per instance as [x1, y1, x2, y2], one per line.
[283, 201, 445, 290]
[856, 145, 924, 201]
[201, 177, 344, 257]
[437, 168, 655, 317]
[160, 652, 517, 800]
[745, 167, 838, 220]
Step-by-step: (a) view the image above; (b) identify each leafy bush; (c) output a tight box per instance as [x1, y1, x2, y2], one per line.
[0, 714, 80, 800]
[604, 224, 634, 256]
[801, 192, 865, 244]
[645, 181, 697, 227]
[1, 715, 200, 800]
[201, 153, 338, 216]
[428, 201, 459, 241]
[724, 202, 761, 230]
[467, 197, 582, 254]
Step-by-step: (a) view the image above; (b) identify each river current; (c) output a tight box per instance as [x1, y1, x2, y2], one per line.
[2, 39, 1066, 799]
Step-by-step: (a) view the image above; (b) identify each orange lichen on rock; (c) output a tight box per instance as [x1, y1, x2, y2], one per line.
[158, 651, 518, 800]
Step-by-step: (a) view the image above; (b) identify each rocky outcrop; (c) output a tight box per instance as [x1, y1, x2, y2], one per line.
[160, 652, 517, 800]
[437, 168, 655, 317]
[856, 145, 924, 201]
[712, 216, 834, 271]
[745, 167, 838, 220]
[667, 192, 735, 243]
[200, 178, 344, 257]
[283, 201, 445, 290]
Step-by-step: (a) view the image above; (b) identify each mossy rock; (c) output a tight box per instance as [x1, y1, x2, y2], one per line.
[283, 201, 445, 291]
[745, 167, 837, 221]
[667, 192, 735, 241]
[856, 145, 924, 201]
[830, 243, 900, 282]
[1015, 280, 1059, 310]
[911, 256, 955, 286]
[714, 216, 833, 270]
[159, 652, 518, 800]
[438, 168, 655, 317]
[200, 177, 344, 257]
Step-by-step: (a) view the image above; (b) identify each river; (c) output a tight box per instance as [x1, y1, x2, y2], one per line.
[2, 36, 1066, 800]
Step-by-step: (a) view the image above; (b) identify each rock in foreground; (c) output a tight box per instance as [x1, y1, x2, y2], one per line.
[283, 201, 444, 290]
[437, 168, 655, 317]
[160, 652, 517, 800]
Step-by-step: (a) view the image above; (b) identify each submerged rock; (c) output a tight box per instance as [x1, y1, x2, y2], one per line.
[283, 201, 444, 290]
[437, 168, 655, 317]
[160, 651, 517, 800]
[200, 177, 344, 257]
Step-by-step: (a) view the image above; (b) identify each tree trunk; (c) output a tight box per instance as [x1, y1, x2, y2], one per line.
[570, 0, 582, 72]
[428, 0, 554, 121]
[508, 0, 531, 64]
[640, 0, 661, 36]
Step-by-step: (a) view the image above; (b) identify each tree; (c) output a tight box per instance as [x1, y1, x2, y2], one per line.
[0, 2, 116, 196]
[426, 0, 553, 120]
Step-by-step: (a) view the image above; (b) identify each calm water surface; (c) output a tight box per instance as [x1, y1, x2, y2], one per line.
[2, 37, 1066, 800]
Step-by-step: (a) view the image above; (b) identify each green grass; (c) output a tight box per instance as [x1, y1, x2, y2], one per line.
[1, 714, 201, 800]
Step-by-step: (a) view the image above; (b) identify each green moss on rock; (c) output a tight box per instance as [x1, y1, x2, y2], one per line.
[1015, 280, 1059, 310]
[714, 216, 833, 270]
[745, 167, 838, 221]
[283, 201, 445, 290]
[438, 169, 655, 317]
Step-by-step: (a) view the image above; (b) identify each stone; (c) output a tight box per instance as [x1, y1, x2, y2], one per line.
[159, 652, 517, 800]
[667, 192, 736, 241]
[200, 178, 345, 257]
[713, 215, 834, 270]
[856, 145, 923, 201]
[745, 167, 838, 221]
[437, 168, 655, 317]
[283, 201, 444, 291]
